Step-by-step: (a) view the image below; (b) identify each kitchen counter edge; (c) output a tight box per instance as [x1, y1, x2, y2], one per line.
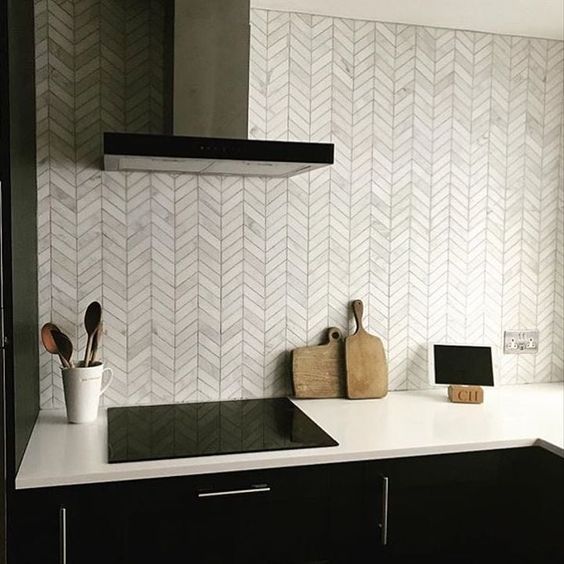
[15, 383, 564, 490]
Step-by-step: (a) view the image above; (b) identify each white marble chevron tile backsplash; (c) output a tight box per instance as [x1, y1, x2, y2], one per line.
[36, 3, 564, 408]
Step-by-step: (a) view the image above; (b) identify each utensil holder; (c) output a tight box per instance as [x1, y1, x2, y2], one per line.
[61, 362, 113, 423]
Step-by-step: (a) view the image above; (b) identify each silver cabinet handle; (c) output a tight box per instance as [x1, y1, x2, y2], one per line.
[59, 506, 67, 564]
[198, 485, 271, 498]
[379, 476, 389, 546]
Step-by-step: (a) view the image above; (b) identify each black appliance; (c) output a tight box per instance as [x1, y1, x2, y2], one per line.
[107, 397, 337, 463]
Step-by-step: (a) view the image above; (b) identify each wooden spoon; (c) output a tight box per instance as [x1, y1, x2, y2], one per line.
[89, 322, 102, 366]
[83, 301, 102, 367]
[41, 323, 67, 366]
[50, 329, 74, 368]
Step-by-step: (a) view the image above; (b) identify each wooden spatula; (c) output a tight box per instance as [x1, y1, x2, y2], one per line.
[345, 299, 388, 399]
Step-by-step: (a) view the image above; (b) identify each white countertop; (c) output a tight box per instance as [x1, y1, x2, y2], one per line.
[16, 383, 564, 489]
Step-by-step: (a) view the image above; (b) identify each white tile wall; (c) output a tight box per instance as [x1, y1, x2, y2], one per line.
[36, 3, 564, 408]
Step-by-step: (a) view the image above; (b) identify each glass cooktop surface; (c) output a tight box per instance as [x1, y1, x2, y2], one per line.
[107, 398, 338, 463]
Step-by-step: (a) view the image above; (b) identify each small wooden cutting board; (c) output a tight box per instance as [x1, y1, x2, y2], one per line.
[292, 327, 346, 398]
[345, 300, 388, 399]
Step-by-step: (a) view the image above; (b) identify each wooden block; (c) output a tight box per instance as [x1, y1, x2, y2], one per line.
[448, 385, 484, 404]
[292, 328, 346, 398]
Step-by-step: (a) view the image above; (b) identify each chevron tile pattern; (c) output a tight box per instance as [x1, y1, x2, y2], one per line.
[36, 4, 563, 408]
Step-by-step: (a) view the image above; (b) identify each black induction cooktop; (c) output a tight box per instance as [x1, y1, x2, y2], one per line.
[107, 398, 338, 463]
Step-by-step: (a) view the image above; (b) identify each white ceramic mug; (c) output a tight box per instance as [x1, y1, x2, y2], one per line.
[61, 362, 113, 423]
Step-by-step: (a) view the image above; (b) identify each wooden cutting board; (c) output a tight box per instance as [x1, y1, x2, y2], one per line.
[345, 300, 388, 399]
[292, 327, 346, 398]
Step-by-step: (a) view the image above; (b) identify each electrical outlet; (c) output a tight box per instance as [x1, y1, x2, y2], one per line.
[503, 330, 539, 354]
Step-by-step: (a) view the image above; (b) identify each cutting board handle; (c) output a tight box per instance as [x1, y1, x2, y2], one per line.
[352, 300, 365, 334]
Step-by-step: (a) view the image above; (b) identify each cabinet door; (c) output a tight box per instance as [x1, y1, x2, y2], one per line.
[121, 474, 274, 564]
[14, 483, 127, 564]
[498, 447, 564, 563]
[372, 450, 513, 563]
[121, 466, 334, 564]
[533, 448, 564, 561]
[64, 483, 126, 564]
[328, 461, 386, 563]
[371, 448, 564, 564]
[188, 463, 387, 564]
[12, 489, 61, 564]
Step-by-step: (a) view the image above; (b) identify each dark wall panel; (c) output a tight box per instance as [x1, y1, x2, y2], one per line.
[2, 0, 39, 475]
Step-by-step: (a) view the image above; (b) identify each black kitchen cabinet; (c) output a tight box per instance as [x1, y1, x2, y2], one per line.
[13, 462, 383, 564]
[13, 447, 563, 564]
[372, 446, 564, 564]
[376, 449, 508, 562]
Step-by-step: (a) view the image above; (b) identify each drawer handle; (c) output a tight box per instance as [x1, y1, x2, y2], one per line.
[379, 476, 389, 546]
[59, 506, 67, 564]
[198, 485, 271, 498]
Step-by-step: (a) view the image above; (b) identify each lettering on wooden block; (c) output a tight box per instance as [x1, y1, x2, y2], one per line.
[448, 385, 484, 404]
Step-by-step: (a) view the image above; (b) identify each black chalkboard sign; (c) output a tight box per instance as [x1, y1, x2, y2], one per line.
[432, 345, 494, 386]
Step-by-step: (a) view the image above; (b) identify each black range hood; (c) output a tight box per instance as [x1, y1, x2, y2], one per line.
[102, 0, 334, 178]
[104, 133, 334, 177]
